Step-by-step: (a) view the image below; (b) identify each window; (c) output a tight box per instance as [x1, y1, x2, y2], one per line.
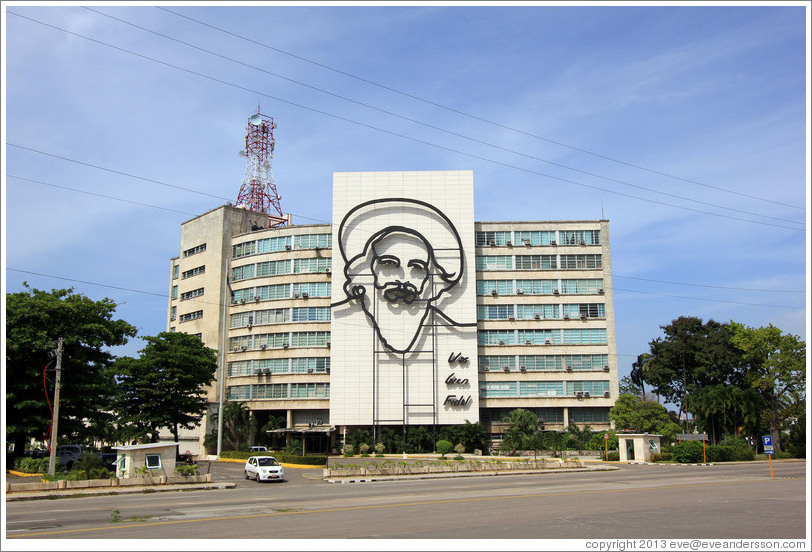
[560, 254, 602, 270]
[171, 285, 178, 299]
[293, 282, 331, 297]
[172, 264, 179, 279]
[170, 306, 176, 320]
[291, 357, 330, 373]
[181, 266, 205, 279]
[294, 234, 331, 249]
[293, 258, 331, 273]
[290, 383, 330, 398]
[514, 279, 559, 295]
[514, 230, 556, 246]
[257, 259, 292, 277]
[476, 280, 514, 295]
[560, 230, 600, 246]
[145, 454, 162, 469]
[479, 381, 518, 398]
[179, 310, 203, 322]
[180, 288, 204, 301]
[475, 231, 511, 247]
[291, 332, 330, 347]
[231, 264, 256, 282]
[516, 304, 559, 320]
[252, 384, 288, 399]
[477, 305, 514, 320]
[560, 279, 604, 294]
[478, 330, 515, 345]
[292, 307, 331, 322]
[562, 328, 607, 344]
[476, 256, 513, 270]
[519, 381, 564, 397]
[566, 380, 610, 396]
[479, 356, 516, 370]
[518, 355, 562, 371]
[562, 303, 605, 319]
[517, 329, 559, 345]
[515, 255, 556, 270]
[227, 385, 251, 400]
[233, 284, 291, 303]
[570, 407, 609, 423]
[183, 243, 207, 257]
[564, 354, 609, 370]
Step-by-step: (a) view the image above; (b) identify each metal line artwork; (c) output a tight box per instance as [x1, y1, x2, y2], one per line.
[333, 198, 476, 354]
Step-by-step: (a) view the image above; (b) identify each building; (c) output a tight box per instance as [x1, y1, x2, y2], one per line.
[167, 171, 618, 455]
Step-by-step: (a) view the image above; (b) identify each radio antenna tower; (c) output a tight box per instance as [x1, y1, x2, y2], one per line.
[236, 107, 289, 227]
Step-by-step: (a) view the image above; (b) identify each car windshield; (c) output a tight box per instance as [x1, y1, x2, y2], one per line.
[257, 458, 279, 467]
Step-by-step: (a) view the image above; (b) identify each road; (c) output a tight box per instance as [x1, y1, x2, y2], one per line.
[4, 460, 807, 541]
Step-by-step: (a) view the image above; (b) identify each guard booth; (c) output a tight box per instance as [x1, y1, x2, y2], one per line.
[112, 442, 179, 478]
[618, 434, 661, 463]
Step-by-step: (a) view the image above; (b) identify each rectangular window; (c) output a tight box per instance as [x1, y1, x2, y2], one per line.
[476, 280, 514, 295]
[290, 383, 330, 398]
[233, 241, 257, 259]
[227, 386, 251, 400]
[170, 306, 176, 320]
[564, 354, 609, 370]
[514, 279, 559, 295]
[145, 454, 162, 469]
[290, 357, 331, 373]
[571, 407, 610, 423]
[560, 254, 602, 270]
[293, 258, 331, 273]
[515, 304, 559, 320]
[560, 279, 604, 294]
[171, 285, 178, 299]
[562, 328, 607, 344]
[183, 243, 207, 257]
[179, 310, 203, 322]
[519, 381, 565, 397]
[180, 288, 204, 301]
[518, 355, 562, 371]
[476, 256, 513, 270]
[252, 383, 288, 399]
[515, 231, 556, 246]
[560, 230, 600, 246]
[566, 380, 610, 396]
[515, 255, 556, 270]
[256, 259, 292, 277]
[172, 265, 179, 279]
[478, 356, 516, 370]
[477, 304, 514, 320]
[294, 234, 331, 249]
[290, 332, 330, 347]
[293, 282, 331, 297]
[181, 266, 205, 279]
[562, 303, 605, 319]
[478, 330, 515, 345]
[517, 329, 560, 345]
[292, 307, 331, 322]
[475, 231, 512, 247]
[479, 381, 518, 398]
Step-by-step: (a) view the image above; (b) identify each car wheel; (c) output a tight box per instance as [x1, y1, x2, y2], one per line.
[244, 470, 249, 480]
[256, 472, 261, 482]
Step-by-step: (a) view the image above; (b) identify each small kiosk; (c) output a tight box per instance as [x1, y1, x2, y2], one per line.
[618, 433, 661, 463]
[113, 442, 179, 478]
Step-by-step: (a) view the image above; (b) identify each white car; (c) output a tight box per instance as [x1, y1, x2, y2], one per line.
[244, 456, 285, 482]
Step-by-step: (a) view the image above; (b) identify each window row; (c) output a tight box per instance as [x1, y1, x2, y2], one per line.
[479, 354, 609, 372]
[476, 254, 602, 271]
[479, 407, 609, 424]
[232, 282, 331, 303]
[475, 230, 600, 247]
[229, 331, 330, 351]
[232, 233, 332, 259]
[183, 243, 206, 257]
[227, 382, 330, 401]
[181, 265, 205, 279]
[180, 287, 204, 301]
[228, 357, 330, 376]
[479, 380, 610, 398]
[478, 328, 607, 345]
[477, 279, 604, 295]
[179, 310, 203, 322]
[230, 307, 331, 328]
[477, 303, 605, 320]
[231, 258, 332, 282]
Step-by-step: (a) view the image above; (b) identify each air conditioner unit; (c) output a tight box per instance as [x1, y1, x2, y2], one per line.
[603, 365, 610, 371]
[491, 289, 498, 296]
[488, 241, 496, 246]
[260, 344, 266, 350]
[563, 314, 570, 319]
[580, 240, 586, 246]
[294, 292, 300, 298]
[550, 240, 557, 246]
[566, 366, 573, 371]
[241, 346, 247, 352]
[576, 391, 583, 398]
[247, 324, 252, 330]
[604, 391, 610, 398]
[307, 368, 314, 373]
[516, 289, 524, 295]
[240, 299, 246, 304]
[553, 289, 560, 295]
[534, 314, 540, 320]
[525, 340, 532, 345]
[302, 292, 309, 298]
[523, 240, 531, 246]
[498, 340, 505, 346]
[283, 343, 289, 349]
[325, 268, 331, 273]
[483, 366, 490, 372]
[285, 245, 291, 250]
[580, 314, 588, 320]
[508, 315, 515, 320]
[503, 366, 510, 372]
[326, 341, 331, 348]
[520, 366, 527, 372]
[506, 241, 513, 247]
[315, 419, 323, 425]
[253, 296, 259, 302]
[326, 368, 331, 373]
[584, 392, 590, 397]
[598, 289, 605, 294]
[545, 339, 551, 345]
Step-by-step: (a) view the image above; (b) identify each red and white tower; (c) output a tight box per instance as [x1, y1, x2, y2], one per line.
[236, 108, 289, 227]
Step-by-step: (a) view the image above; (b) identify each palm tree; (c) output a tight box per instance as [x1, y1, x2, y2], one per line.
[542, 431, 566, 457]
[565, 424, 594, 451]
[631, 353, 653, 401]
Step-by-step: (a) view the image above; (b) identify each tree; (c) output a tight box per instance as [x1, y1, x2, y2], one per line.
[730, 323, 806, 453]
[6, 285, 137, 455]
[608, 394, 681, 443]
[566, 424, 594, 450]
[542, 431, 567, 457]
[114, 332, 217, 445]
[618, 375, 642, 397]
[500, 408, 540, 453]
[457, 420, 487, 453]
[435, 439, 454, 458]
[630, 353, 653, 400]
[643, 317, 746, 423]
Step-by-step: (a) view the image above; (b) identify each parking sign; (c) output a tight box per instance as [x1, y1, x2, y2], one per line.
[762, 435, 774, 455]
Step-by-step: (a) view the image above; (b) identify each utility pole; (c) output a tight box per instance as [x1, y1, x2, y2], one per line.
[47, 338, 63, 476]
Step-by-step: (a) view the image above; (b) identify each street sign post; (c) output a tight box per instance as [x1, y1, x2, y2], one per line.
[604, 433, 609, 460]
[762, 436, 774, 479]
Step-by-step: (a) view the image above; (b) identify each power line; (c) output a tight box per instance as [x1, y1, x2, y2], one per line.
[158, 6, 804, 212]
[81, 7, 804, 227]
[7, 175, 198, 216]
[6, 11, 804, 232]
[611, 286, 801, 309]
[613, 274, 805, 294]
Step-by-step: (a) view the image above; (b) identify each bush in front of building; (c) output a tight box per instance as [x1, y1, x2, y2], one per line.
[604, 451, 620, 461]
[670, 441, 705, 463]
[342, 444, 355, 457]
[13, 456, 50, 474]
[435, 440, 453, 458]
[651, 452, 672, 462]
[219, 450, 328, 465]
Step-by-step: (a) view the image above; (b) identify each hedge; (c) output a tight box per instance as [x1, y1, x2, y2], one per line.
[220, 451, 327, 465]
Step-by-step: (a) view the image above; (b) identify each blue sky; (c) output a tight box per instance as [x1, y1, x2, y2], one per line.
[3, 3, 809, 392]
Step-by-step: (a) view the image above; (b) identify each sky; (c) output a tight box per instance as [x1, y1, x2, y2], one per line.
[2, 2, 809, 395]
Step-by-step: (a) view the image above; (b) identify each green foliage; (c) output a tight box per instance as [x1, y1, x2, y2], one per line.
[219, 450, 328, 465]
[76, 451, 103, 473]
[670, 441, 705, 463]
[13, 457, 50, 473]
[454, 443, 465, 455]
[541, 431, 566, 456]
[605, 451, 619, 461]
[359, 443, 370, 455]
[406, 426, 433, 453]
[587, 430, 618, 451]
[342, 444, 355, 457]
[784, 416, 805, 458]
[5, 285, 137, 453]
[618, 375, 642, 397]
[565, 424, 594, 450]
[435, 439, 453, 458]
[374, 442, 385, 455]
[500, 409, 541, 453]
[651, 452, 672, 462]
[609, 394, 680, 442]
[348, 429, 373, 451]
[114, 332, 217, 444]
[111, 509, 121, 523]
[284, 439, 302, 455]
[175, 464, 199, 476]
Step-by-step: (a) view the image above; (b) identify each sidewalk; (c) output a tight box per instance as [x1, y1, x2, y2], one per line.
[5, 478, 236, 502]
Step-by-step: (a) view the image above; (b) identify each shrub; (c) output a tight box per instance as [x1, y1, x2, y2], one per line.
[359, 443, 370, 455]
[671, 441, 705, 463]
[175, 464, 199, 476]
[76, 452, 103, 473]
[454, 443, 465, 455]
[283, 439, 302, 455]
[651, 452, 672, 462]
[342, 444, 355, 457]
[14, 457, 50, 473]
[374, 442, 385, 455]
[219, 450, 328, 465]
[436, 440, 453, 458]
[773, 451, 794, 459]
[604, 451, 619, 462]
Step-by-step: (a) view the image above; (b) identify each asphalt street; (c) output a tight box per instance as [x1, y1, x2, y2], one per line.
[4, 460, 807, 542]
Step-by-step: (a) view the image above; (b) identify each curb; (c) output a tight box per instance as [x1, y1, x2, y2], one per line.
[216, 458, 324, 469]
[324, 465, 619, 483]
[5, 482, 237, 502]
